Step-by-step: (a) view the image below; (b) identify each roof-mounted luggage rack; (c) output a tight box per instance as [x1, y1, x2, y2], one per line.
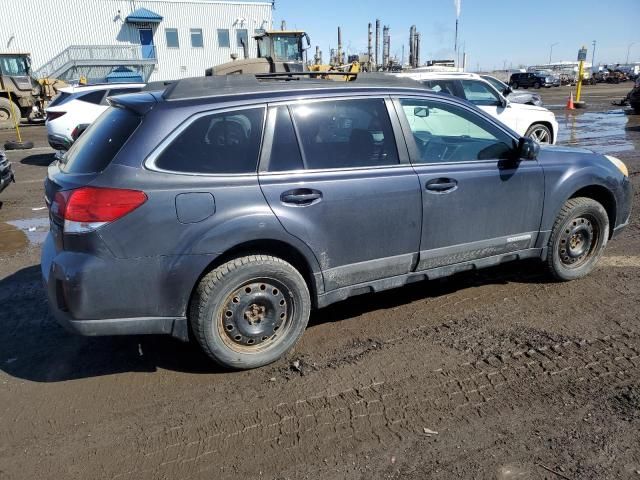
[255, 71, 358, 79]
[157, 73, 424, 101]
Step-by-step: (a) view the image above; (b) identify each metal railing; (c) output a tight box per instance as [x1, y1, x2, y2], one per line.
[35, 45, 157, 78]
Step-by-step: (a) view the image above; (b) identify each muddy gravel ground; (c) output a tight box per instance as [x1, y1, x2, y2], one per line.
[0, 83, 639, 480]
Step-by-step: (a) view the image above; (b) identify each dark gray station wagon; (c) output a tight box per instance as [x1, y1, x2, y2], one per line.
[42, 75, 632, 369]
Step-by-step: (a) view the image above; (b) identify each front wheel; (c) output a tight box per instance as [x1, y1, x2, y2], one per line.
[525, 123, 552, 144]
[533, 82, 541, 89]
[191, 255, 311, 370]
[545, 197, 609, 281]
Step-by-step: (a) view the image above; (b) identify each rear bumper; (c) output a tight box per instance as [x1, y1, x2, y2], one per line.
[40, 233, 211, 342]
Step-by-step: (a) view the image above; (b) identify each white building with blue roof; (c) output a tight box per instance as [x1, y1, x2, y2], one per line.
[1, 0, 273, 82]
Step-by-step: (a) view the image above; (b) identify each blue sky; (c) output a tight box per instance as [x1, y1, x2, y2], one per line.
[270, 0, 640, 70]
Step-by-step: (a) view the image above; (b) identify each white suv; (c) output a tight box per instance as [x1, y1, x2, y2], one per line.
[395, 72, 558, 144]
[45, 83, 144, 151]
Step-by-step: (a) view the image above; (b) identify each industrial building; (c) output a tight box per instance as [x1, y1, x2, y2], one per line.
[1, 0, 273, 82]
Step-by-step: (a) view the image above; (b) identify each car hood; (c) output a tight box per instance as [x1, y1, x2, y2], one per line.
[539, 144, 594, 156]
[507, 102, 552, 114]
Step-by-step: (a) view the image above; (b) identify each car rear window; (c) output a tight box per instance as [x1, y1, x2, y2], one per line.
[48, 91, 72, 108]
[60, 107, 140, 174]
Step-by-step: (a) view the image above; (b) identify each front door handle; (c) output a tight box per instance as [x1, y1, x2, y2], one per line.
[425, 178, 458, 193]
[280, 188, 322, 205]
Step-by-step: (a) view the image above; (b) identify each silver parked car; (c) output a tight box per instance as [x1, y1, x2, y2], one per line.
[481, 75, 543, 106]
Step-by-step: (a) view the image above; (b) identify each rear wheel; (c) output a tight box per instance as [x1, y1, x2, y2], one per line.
[525, 123, 552, 144]
[0, 97, 20, 130]
[511, 82, 519, 89]
[545, 197, 609, 281]
[191, 255, 311, 370]
[533, 81, 541, 89]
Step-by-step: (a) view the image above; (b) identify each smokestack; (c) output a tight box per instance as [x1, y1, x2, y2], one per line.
[382, 25, 390, 69]
[462, 51, 467, 72]
[415, 32, 420, 68]
[314, 45, 321, 65]
[281, 20, 286, 31]
[454, 18, 458, 53]
[409, 25, 416, 68]
[337, 26, 343, 66]
[367, 23, 373, 71]
[375, 19, 380, 69]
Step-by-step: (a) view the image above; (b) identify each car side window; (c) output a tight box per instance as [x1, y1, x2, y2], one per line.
[461, 80, 502, 107]
[290, 98, 399, 170]
[398, 98, 515, 164]
[422, 80, 457, 96]
[154, 107, 265, 174]
[268, 106, 304, 172]
[78, 90, 106, 105]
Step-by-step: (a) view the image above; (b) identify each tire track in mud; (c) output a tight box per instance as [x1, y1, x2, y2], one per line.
[81, 333, 640, 480]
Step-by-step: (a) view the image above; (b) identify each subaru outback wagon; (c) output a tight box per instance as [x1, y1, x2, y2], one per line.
[42, 74, 632, 370]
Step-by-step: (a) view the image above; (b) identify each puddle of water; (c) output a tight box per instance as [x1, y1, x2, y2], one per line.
[4, 217, 50, 248]
[556, 109, 634, 154]
[0, 223, 28, 255]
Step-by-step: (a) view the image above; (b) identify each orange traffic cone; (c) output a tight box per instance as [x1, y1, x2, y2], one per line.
[566, 91, 575, 110]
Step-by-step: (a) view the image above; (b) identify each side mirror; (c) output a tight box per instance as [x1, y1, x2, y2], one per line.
[414, 106, 429, 118]
[517, 137, 540, 160]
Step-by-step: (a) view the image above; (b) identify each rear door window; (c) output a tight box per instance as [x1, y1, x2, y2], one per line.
[154, 107, 265, 174]
[60, 107, 140, 173]
[422, 80, 458, 96]
[289, 98, 398, 170]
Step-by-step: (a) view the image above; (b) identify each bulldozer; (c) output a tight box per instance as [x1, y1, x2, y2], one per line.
[0, 52, 65, 129]
[205, 30, 359, 80]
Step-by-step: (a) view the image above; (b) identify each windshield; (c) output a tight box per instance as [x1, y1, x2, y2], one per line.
[271, 35, 303, 62]
[482, 76, 507, 92]
[0, 55, 30, 76]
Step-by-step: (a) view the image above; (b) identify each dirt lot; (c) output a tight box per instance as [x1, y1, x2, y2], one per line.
[0, 83, 639, 480]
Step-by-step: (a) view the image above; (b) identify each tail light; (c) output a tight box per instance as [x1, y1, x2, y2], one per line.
[46, 111, 66, 122]
[52, 187, 147, 233]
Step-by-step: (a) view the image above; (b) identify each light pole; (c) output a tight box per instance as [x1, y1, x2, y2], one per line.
[549, 42, 559, 64]
[626, 42, 636, 65]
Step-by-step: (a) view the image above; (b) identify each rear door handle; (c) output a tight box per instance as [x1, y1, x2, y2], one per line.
[280, 188, 322, 205]
[425, 178, 458, 192]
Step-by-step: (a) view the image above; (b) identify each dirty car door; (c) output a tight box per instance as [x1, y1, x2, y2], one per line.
[394, 96, 545, 270]
[258, 98, 422, 292]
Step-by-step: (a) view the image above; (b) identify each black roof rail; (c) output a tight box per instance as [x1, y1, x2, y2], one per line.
[156, 73, 426, 101]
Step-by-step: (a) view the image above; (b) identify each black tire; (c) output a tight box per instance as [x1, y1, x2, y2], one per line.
[533, 81, 541, 89]
[4, 140, 34, 150]
[545, 197, 609, 281]
[191, 255, 311, 370]
[525, 123, 552, 144]
[511, 82, 519, 89]
[0, 97, 20, 130]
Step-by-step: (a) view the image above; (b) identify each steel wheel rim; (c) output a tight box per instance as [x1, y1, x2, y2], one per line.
[558, 215, 599, 268]
[217, 278, 293, 353]
[530, 127, 550, 144]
